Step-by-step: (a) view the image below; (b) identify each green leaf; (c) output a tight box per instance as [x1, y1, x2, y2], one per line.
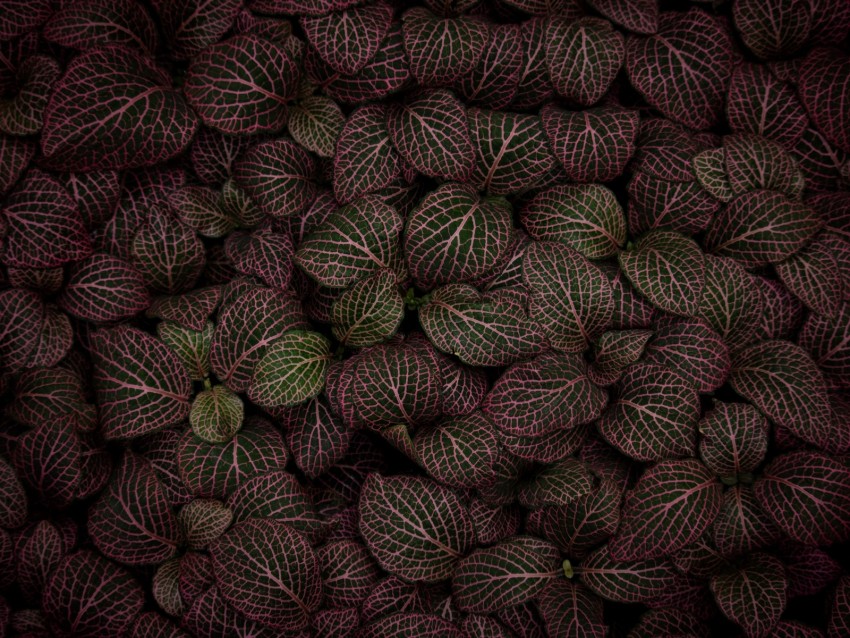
[190, 385, 244, 444]
[157, 320, 213, 381]
[249, 330, 331, 408]
[331, 269, 404, 347]
[288, 96, 345, 158]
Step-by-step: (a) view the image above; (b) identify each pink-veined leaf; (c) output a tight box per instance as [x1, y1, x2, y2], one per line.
[0, 455, 27, 530]
[730, 340, 836, 451]
[405, 182, 513, 287]
[91, 326, 191, 440]
[586, 0, 658, 34]
[43, 551, 144, 638]
[401, 7, 488, 86]
[771, 621, 826, 638]
[319, 540, 381, 608]
[518, 457, 596, 509]
[386, 88, 474, 181]
[180, 584, 276, 638]
[131, 206, 205, 295]
[419, 283, 547, 367]
[313, 608, 361, 638]
[249, 329, 331, 408]
[537, 579, 606, 638]
[0, 0, 52, 40]
[151, 0, 241, 59]
[277, 396, 352, 479]
[753, 275, 804, 341]
[333, 104, 401, 203]
[455, 23, 523, 110]
[301, 2, 393, 75]
[437, 355, 489, 417]
[791, 126, 847, 192]
[643, 317, 731, 393]
[225, 229, 295, 292]
[288, 95, 345, 158]
[0, 55, 59, 136]
[467, 108, 556, 194]
[0, 135, 34, 196]
[710, 553, 787, 638]
[190, 385, 243, 444]
[61, 169, 121, 229]
[627, 610, 709, 638]
[26, 304, 72, 369]
[361, 576, 429, 622]
[178, 499, 233, 550]
[88, 451, 180, 566]
[467, 498, 521, 547]
[358, 474, 475, 583]
[131, 611, 190, 638]
[210, 519, 321, 631]
[799, 300, 850, 390]
[0, 288, 42, 374]
[150, 555, 182, 615]
[331, 269, 404, 347]
[699, 401, 769, 477]
[625, 9, 734, 130]
[179, 417, 288, 500]
[459, 614, 515, 638]
[184, 34, 298, 135]
[41, 47, 198, 171]
[541, 104, 638, 184]
[754, 450, 850, 546]
[618, 230, 705, 317]
[210, 287, 307, 392]
[598, 261, 656, 330]
[704, 190, 822, 267]
[482, 350, 607, 437]
[233, 137, 317, 218]
[295, 196, 405, 288]
[357, 613, 462, 638]
[726, 63, 808, 148]
[829, 576, 850, 638]
[599, 362, 699, 461]
[15, 519, 65, 605]
[546, 17, 624, 106]
[6, 367, 94, 431]
[43, 0, 157, 53]
[776, 232, 842, 318]
[577, 543, 681, 603]
[169, 186, 235, 239]
[13, 418, 82, 510]
[627, 169, 720, 237]
[157, 320, 213, 381]
[499, 424, 589, 464]
[452, 536, 560, 613]
[609, 459, 722, 561]
[698, 254, 764, 353]
[521, 183, 626, 259]
[1, 168, 91, 269]
[145, 287, 221, 333]
[799, 48, 850, 154]
[189, 127, 253, 185]
[733, 0, 811, 59]
[724, 134, 805, 198]
[590, 329, 653, 383]
[511, 17, 552, 110]
[693, 147, 734, 202]
[713, 486, 781, 558]
[523, 240, 614, 352]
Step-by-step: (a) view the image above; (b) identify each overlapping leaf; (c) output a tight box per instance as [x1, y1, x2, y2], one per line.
[358, 613, 462, 638]
[131, 206, 205, 295]
[710, 553, 787, 638]
[518, 458, 596, 509]
[537, 579, 606, 638]
[799, 300, 850, 390]
[586, 0, 658, 34]
[358, 474, 475, 582]
[724, 134, 805, 198]
[6, 368, 95, 431]
[0, 55, 60, 135]
[151, 0, 241, 59]
[512, 17, 552, 110]
[288, 96, 345, 158]
[319, 540, 380, 608]
[331, 270, 404, 347]
[41, 47, 198, 171]
[249, 330, 331, 408]
[0, 135, 34, 196]
[190, 386, 243, 444]
[43, 0, 158, 53]
[157, 320, 213, 381]
[59, 252, 150, 322]
[643, 317, 730, 392]
[455, 23, 523, 109]
[713, 486, 781, 557]
[776, 232, 842, 318]
[0, 455, 28, 530]
[577, 544, 680, 603]
[277, 396, 352, 479]
[0, 0, 52, 41]
[799, 48, 850, 154]
[699, 402, 769, 478]
[13, 418, 82, 510]
[178, 499, 232, 550]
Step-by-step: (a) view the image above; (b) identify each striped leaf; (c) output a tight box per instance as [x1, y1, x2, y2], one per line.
[190, 386, 244, 444]
[625, 9, 733, 130]
[610, 459, 722, 561]
[618, 230, 705, 317]
[0, 288, 42, 374]
[643, 317, 731, 392]
[301, 2, 393, 74]
[521, 184, 626, 259]
[482, 350, 607, 437]
[754, 451, 850, 546]
[295, 196, 405, 288]
[91, 326, 191, 440]
[577, 543, 681, 603]
[598, 362, 699, 461]
[452, 536, 560, 613]
[405, 183, 513, 287]
[710, 553, 787, 638]
[331, 269, 404, 347]
[523, 241, 614, 352]
[288, 96, 345, 158]
[455, 23, 523, 110]
[419, 283, 546, 367]
[41, 48, 197, 171]
[359, 474, 475, 583]
[699, 401, 769, 478]
[386, 88, 474, 181]
[249, 330, 331, 408]
[546, 17, 624, 106]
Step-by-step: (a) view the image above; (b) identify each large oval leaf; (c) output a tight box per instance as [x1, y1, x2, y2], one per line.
[537, 579, 606, 638]
[43, 0, 158, 53]
[41, 47, 197, 171]
[91, 326, 191, 440]
[699, 401, 769, 478]
[358, 474, 475, 583]
[60, 253, 151, 323]
[249, 330, 331, 408]
[13, 418, 82, 510]
[210, 519, 322, 631]
[710, 553, 787, 638]
[577, 543, 680, 604]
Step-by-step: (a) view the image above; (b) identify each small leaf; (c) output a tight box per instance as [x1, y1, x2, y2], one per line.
[724, 134, 805, 198]
[288, 96, 345, 158]
[586, 0, 658, 35]
[775, 232, 842, 318]
[693, 148, 734, 202]
[331, 269, 404, 347]
[190, 386, 244, 444]
[249, 330, 331, 408]
[699, 401, 769, 477]
[277, 396, 352, 479]
[578, 543, 681, 603]
[178, 499, 233, 550]
[710, 553, 787, 638]
[713, 486, 781, 557]
[537, 580, 606, 638]
[157, 320, 213, 381]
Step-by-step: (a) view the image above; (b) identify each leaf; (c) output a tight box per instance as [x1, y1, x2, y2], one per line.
[609, 459, 722, 561]
[730, 340, 836, 450]
[58, 253, 149, 323]
[724, 134, 805, 199]
[331, 269, 404, 347]
[151, 0, 241, 59]
[88, 451, 180, 566]
[358, 613, 462, 638]
[467, 108, 557, 194]
[586, 0, 658, 35]
[210, 519, 321, 631]
[546, 17, 624, 106]
[578, 543, 681, 603]
[320, 540, 381, 608]
[295, 196, 404, 288]
[598, 362, 699, 461]
[537, 580, 606, 638]
[43, 551, 144, 638]
[131, 206, 205, 295]
[0, 135, 34, 196]
[733, 0, 811, 59]
[521, 184, 626, 259]
[179, 418, 288, 499]
[0, 288, 42, 374]
[158, 320, 213, 381]
[43, 0, 158, 53]
[386, 88, 475, 181]
[362, 576, 428, 623]
[799, 48, 850, 154]
[452, 536, 560, 613]
[13, 418, 82, 510]
[541, 104, 638, 184]
[169, 186, 235, 239]
[301, 2, 393, 74]
[249, 330, 331, 408]
[91, 326, 191, 440]
[333, 104, 401, 203]
[419, 283, 546, 367]
[799, 300, 850, 390]
[1, 169, 92, 269]
[455, 23, 523, 110]
[698, 254, 764, 353]
[210, 287, 307, 392]
[523, 241, 614, 352]
[519, 458, 596, 509]
[178, 499, 233, 550]
[0, 55, 60, 136]
[710, 553, 787, 638]
[405, 183, 513, 287]
[233, 137, 317, 218]
[358, 474, 475, 583]
[627, 170, 720, 236]
[7, 368, 94, 430]
[713, 486, 781, 557]
[754, 450, 850, 546]
[437, 357, 489, 418]
[693, 147, 734, 202]
[401, 7, 488, 86]
[512, 17, 553, 110]
[482, 350, 607, 437]
[776, 232, 842, 318]
[288, 96, 345, 158]
[181, 584, 274, 638]
[225, 229, 295, 292]
[0, 0, 52, 40]
[590, 329, 652, 380]
[0, 455, 27, 530]
[277, 396, 352, 479]
[184, 34, 298, 135]
[41, 47, 197, 171]
[699, 402, 769, 477]
[190, 386, 244, 444]
[625, 9, 733, 130]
